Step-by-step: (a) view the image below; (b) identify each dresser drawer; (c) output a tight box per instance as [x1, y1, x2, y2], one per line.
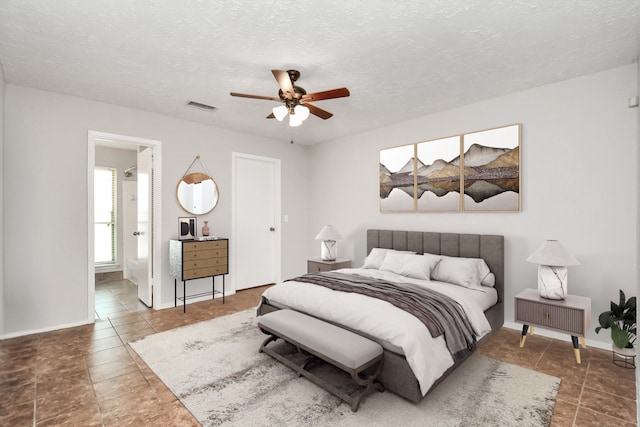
[516, 299, 585, 335]
[183, 257, 228, 270]
[183, 249, 226, 261]
[183, 265, 229, 280]
[183, 240, 228, 252]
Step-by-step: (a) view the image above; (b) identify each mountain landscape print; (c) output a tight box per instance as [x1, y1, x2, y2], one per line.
[462, 124, 521, 211]
[379, 124, 521, 212]
[416, 135, 461, 211]
[379, 144, 415, 211]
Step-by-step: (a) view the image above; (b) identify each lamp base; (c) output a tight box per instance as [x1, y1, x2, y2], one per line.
[320, 240, 337, 261]
[538, 265, 568, 300]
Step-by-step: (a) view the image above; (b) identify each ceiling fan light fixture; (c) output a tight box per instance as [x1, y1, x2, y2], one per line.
[289, 113, 303, 127]
[294, 104, 310, 121]
[273, 105, 288, 121]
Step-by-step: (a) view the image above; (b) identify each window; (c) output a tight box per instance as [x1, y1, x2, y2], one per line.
[95, 167, 116, 265]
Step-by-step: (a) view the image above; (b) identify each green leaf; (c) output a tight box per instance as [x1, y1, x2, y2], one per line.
[597, 311, 615, 329]
[612, 326, 630, 349]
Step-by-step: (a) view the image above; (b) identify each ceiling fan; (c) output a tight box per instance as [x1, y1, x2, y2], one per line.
[230, 69, 350, 127]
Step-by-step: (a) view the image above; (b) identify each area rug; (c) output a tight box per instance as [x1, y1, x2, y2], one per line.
[130, 309, 560, 427]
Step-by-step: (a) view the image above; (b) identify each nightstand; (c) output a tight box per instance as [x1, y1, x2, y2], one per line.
[307, 258, 352, 273]
[515, 288, 591, 364]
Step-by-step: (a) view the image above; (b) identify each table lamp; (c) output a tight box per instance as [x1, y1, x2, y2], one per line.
[526, 240, 579, 300]
[315, 225, 342, 261]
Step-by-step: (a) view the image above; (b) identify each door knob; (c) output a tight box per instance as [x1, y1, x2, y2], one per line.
[133, 231, 144, 236]
[269, 227, 275, 231]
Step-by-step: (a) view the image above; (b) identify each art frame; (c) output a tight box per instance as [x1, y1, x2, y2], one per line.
[379, 123, 521, 213]
[416, 135, 462, 212]
[178, 217, 197, 240]
[379, 143, 416, 212]
[462, 124, 521, 212]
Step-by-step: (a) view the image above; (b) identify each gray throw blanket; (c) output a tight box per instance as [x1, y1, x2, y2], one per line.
[286, 272, 476, 358]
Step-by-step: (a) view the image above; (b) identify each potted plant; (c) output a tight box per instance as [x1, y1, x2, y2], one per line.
[595, 289, 636, 366]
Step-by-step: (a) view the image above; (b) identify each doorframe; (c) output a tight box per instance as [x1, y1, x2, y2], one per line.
[231, 152, 282, 291]
[87, 131, 163, 320]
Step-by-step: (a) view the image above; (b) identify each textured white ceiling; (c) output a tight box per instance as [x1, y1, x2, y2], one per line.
[0, 1, 638, 145]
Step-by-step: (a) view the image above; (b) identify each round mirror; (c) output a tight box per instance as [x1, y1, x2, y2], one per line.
[176, 172, 219, 215]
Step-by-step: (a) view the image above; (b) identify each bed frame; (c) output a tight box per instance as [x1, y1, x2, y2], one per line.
[258, 229, 504, 403]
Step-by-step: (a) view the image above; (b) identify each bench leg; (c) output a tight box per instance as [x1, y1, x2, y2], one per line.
[259, 334, 278, 352]
[259, 332, 384, 412]
[349, 357, 385, 411]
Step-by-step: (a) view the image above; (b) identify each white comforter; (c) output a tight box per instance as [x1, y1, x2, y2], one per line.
[260, 268, 493, 396]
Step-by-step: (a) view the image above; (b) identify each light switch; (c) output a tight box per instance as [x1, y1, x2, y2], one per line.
[284, 214, 289, 222]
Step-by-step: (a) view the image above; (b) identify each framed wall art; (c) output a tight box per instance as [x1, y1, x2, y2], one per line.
[416, 135, 462, 212]
[379, 123, 521, 213]
[178, 217, 197, 240]
[462, 124, 521, 212]
[379, 144, 416, 212]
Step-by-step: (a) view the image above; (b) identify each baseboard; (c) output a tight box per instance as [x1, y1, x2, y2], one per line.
[503, 321, 611, 351]
[0, 318, 95, 340]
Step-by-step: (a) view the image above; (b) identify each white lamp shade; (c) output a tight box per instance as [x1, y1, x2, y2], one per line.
[289, 113, 303, 127]
[315, 225, 342, 241]
[294, 104, 310, 121]
[272, 105, 288, 121]
[526, 240, 579, 266]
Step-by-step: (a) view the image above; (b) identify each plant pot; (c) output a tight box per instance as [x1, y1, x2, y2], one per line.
[612, 344, 636, 369]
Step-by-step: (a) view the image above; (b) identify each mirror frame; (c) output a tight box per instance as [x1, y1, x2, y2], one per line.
[176, 172, 219, 215]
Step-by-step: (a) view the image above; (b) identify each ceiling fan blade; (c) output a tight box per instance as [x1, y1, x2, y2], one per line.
[266, 112, 275, 119]
[230, 92, 281, 102]
[272, 69, 294, 100]
[302, 87, 350, 102]
[305, 103, 333, 120]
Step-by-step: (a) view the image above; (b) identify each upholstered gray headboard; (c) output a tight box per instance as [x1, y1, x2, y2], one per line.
[366, 230, 505, 303]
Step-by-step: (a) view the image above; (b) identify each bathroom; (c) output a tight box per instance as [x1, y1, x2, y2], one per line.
[94, 144, 139, 286]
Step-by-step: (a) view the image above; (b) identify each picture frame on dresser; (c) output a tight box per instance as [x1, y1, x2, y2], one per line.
[178, 217, 197, 240]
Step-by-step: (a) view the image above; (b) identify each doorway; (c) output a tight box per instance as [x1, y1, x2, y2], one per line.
[87, 131, 162, 321]
[231, 153, 281, 291]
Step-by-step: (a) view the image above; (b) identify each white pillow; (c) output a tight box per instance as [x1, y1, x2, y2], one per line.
[422, 252, 443, 266]
[482, 272, 496, 288]
[362, 248, 415, 269]
[379, 252, 441, 281]
[431, 255, 492, 290]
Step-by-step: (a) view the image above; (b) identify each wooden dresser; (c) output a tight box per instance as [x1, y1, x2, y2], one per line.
[169, 238, 228, 312]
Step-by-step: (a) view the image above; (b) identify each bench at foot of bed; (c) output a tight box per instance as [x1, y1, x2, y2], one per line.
[258, 309, 384, 412]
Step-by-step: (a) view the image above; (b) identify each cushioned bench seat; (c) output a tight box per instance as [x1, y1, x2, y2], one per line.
[258, 309, 384, 411]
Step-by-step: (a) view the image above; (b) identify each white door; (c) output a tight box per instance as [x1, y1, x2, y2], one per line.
[233, 153, 280, 290]
[122, 181, 138, 283]
[136, 147, 153, 306]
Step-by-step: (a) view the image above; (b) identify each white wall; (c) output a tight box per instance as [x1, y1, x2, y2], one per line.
[94, 146, 137, 273]
[309, 64, 639, 346]
[0, 63, 5, 334]
[3, 85, 311, 335]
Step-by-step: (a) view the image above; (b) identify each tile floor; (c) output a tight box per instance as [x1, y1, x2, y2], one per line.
[0, 279, 637, 426]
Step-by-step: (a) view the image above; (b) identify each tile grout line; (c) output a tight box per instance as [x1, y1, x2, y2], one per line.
[32, 335, 39, 427]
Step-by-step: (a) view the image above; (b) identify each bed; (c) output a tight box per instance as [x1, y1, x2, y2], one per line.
[257, 229, 504, 403]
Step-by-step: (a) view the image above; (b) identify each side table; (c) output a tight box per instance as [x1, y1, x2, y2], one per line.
[515, 288, 591, 364]
[307, 258, 352, 273]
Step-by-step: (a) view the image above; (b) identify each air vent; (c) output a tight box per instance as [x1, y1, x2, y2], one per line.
[186, 101, 218, 112]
